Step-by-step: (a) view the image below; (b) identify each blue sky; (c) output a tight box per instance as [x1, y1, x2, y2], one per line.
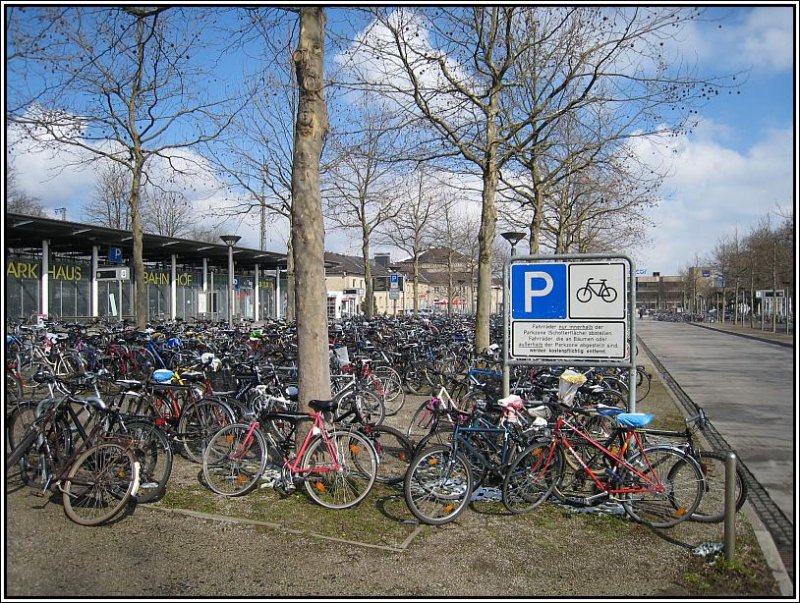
[6, 5, 796, 276]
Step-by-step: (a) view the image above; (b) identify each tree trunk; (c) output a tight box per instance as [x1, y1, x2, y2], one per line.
[291, 7, 331, 419]
[475, 161, 498, 352]
[362, 227, 373, 318]
[413, 255, 420, 314]
[529, 163, 544, 255]
[131, 157, 146, 328]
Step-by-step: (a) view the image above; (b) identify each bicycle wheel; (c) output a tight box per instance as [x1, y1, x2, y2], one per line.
[404, 444, 473, 525]
[363, 424, 413, 485]
[179, 398, 236, 463]
[6, 400, 39, 452]
[576, 287, 592, 303]
[335, 389, 385, 427]
[121, 420, 173, 503]
[689, 450, 748, 523]
[404, 366, 433, 395]
[372, 366, 406, 416]
[635, 366, 652, 401]
[552, 440, 605, 505]
[202, 423, 270, 496]
[301, 430, 377, 509]
[621, 446, 704, 529]
[61, 443, 138, 526]
[503, 439, 562, 514]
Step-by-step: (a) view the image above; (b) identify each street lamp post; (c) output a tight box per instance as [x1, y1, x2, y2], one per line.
[500, 231, 525, 397]
[220, 235, 241, 327]
[501, 231, 526, 257]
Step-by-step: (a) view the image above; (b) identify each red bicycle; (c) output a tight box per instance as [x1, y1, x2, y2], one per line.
[202, 398, 378, 509]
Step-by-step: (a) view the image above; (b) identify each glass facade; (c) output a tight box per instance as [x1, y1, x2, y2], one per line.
[5, 250, 280, 323]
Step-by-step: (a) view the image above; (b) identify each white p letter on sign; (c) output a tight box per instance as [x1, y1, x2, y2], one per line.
[524, 271, 554, 312]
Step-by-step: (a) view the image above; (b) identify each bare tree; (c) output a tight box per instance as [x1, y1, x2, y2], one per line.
[205, 12, 300, 320]
[7, 6, 249, 328]
[84, 162, 133, 229]
[324, 98, 407, 317]
[376, 165, 441, 314]
[143, 189, 195, 238]
[498, 8, 738, 257]
[6, 163, 47, 217]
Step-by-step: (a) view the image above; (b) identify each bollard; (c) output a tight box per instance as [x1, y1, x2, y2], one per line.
[723, 451, 737, 561]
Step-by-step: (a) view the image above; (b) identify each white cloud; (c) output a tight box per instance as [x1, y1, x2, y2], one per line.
[634, 120, 792, 274]
[675, 7, 794, 74]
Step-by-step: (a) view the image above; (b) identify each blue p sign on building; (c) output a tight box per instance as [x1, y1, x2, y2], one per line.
[510, 263, 567, 319]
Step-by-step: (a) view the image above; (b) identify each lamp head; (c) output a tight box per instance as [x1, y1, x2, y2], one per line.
[500, 231, 525, 246]
[220, 234, 241, 247]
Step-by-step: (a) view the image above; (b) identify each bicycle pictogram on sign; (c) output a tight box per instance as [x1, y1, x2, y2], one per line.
[575, 278, 617, 304]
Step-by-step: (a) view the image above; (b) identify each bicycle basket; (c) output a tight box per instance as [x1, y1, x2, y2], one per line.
[558, 369, 587, 406]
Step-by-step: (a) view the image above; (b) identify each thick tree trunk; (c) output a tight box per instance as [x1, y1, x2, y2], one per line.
[291, 7, 331, 418]
[131, 157, 146, 329]
[475, 165, 498, 352]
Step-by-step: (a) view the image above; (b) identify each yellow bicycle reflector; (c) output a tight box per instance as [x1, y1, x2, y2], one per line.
[238, 475, 248, 484]
[427, 458, 439, 466]
[676, 507, 687, 517]
[443, 503, 455, 513]
[225, 434, 235, 444]
[314, 481, 328, 494]
[350, 444, 361, 455]
[399, 452, 407, 462]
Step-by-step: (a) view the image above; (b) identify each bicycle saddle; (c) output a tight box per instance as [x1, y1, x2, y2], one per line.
[613, 413, 655, 428]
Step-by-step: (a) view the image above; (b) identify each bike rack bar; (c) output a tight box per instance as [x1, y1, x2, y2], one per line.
[724, 451, 737, 561]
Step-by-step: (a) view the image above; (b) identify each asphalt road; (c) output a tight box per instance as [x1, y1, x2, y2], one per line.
[636, 320, 794, 523]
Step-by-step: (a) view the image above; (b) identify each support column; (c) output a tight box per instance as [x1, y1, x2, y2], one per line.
[254, 264, 260, 323]
[170, 254, 177, 320]
[91, 245, 99, 317]
[40, 239, 50, 317]
[202, 258, 208, 292]
[275, 268, 282, 319]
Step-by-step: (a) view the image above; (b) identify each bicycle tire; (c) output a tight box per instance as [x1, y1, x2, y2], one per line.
[301, 430, 377, 509]
[202, 423, 270, 497]
[552, 440, 606, 505]
[371, 365, 405, 415]
[635, 366, 652, 401]
[5, 428, 38, 470]
[334, 389, 386, 428]
[576, 287, 592, 303]
[6, 400, 39, 452]
[121, 420, 173, 503]
[689, 449, 748, 523]
[503, 439, 562, 514]
[620, 446, 704, 529]
[404, 444, 473, 525]
[405, 400, 445, 444]
[363, 424, 413, 485]
[178, 398, 236, 463]
[61, 443, 138, 526]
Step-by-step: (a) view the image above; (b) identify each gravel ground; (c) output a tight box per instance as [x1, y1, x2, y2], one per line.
[5, 482, 705, 598]
[3, 355, 781, 598]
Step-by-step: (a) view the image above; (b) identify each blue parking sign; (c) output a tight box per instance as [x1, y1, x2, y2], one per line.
[510, 263, 567, 319]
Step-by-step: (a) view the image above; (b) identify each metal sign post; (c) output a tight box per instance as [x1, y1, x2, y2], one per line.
[503, 253, 637, 411]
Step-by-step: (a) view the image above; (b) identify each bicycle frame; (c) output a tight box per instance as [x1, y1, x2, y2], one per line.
[553, 417, 667, 498]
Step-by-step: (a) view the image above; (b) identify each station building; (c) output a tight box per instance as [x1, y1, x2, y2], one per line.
[5, 212, 287, 323]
